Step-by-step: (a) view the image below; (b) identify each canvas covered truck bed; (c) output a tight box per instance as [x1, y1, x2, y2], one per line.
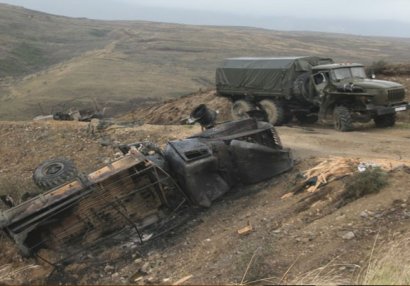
[215, 56, 333, 98]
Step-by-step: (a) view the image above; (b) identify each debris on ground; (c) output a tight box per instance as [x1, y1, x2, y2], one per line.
[52, 107, 106, 122]
[172, 274, 193, 285]
[282, 157, 410, 199]
[302, 157, 358, 192]
[237, 222, 253, 236]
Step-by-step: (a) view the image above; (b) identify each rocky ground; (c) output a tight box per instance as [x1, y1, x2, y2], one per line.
[0, 86, 409, 284]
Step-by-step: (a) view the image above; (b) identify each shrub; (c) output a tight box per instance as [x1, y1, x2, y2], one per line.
[369, 60, 388, 75]
[344, 167, 388, 200]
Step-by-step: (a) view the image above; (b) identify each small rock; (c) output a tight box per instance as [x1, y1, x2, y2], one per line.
[140, 262, 150, 274]
[335, 215, 345, 221]
[112, 272, 119, 278]
[272, 229, 281, 234]
[342, 231, 355, 240]
[360, 211, 368, 218]
[104, 265, 115, 272]
[134, 258, 142, 265]
[99, 138, 112, 146]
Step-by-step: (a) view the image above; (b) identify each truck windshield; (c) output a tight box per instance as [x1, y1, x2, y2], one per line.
[332, 67, 366, 81]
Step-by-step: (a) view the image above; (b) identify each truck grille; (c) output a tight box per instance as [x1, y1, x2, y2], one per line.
[388, 88, 405, 102]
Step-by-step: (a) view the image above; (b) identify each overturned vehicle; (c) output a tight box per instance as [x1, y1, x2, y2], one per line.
[0, 118, 293, 263]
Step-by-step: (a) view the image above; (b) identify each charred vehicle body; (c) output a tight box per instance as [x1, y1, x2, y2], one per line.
[0, 118, 293, 263]
[216, 57, 409, 131]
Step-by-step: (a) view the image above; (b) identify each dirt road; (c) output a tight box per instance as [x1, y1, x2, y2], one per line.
[279, 124, 410, 162]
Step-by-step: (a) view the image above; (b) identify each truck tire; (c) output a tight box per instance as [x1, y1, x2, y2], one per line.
[295, 112, 318, 124]
[333, 106, 353, 131]
[231, 100, 254, 120]
[259, 100, 285, 126]
[374, 114, 396, 128]
[33, 158, 78, 190]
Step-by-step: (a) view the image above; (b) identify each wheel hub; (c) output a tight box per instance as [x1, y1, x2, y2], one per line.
[44, 163, 64, 176]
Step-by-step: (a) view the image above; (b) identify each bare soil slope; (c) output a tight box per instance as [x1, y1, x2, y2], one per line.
[0, 106, 409, 284]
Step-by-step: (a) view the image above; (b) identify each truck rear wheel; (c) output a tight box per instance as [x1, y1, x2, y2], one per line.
[231, 100, 254, 120]
[333, 106, 353, 131]
[374, 114, 396, 128]
[259, 100, 285, 126]
[33, 158, 78, 190]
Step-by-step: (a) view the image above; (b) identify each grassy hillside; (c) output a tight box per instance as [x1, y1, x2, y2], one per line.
[1, 3, 410, 120]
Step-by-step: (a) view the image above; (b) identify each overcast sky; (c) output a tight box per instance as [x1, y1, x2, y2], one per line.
[2, 0, 410, 37]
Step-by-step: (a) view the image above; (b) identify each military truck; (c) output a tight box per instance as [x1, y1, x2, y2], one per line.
[216, 56, 410, 131]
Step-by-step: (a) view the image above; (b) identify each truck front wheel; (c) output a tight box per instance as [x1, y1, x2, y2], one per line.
[333, 106, 353, 131]
[374, 114, 396, 128]
[259, 100, 285, 126]
[231, 100, 254, 120]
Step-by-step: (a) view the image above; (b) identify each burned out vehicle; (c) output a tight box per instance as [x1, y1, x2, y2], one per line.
[53, 107, 105, 122]
[0, 118, 292, 263]
[216, 57, 410, 131]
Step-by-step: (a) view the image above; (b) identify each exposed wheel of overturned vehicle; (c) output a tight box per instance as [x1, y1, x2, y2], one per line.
[333, 106, 353, 132]
[33, 158, 78, 190]
[231, 100, 254, 120]
[295, 112, 318, 124]
[259, 99, 285, 126]
[374, 113, 396, 128]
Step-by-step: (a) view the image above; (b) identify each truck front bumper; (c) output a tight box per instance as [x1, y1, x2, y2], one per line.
[367, 103, 410, 116]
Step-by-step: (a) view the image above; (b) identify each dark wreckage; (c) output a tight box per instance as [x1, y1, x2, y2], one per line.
[0, 117, 293, 264]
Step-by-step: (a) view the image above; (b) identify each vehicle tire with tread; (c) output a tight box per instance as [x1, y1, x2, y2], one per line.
[259, 99, 285, 126]
[374, 114, 396, 128]
[333, 106, 353, 131]
[33, 158, 78, 190]
[231, 100, 254, 120]
[295, 112, 318, 124]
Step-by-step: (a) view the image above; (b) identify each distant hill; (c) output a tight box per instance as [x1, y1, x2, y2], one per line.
[1, 3, 410, 120]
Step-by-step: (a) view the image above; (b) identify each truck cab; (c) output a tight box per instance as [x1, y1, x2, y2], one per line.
[311, 63, 408, 130]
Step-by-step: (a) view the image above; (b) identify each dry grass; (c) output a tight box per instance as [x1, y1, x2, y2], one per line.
[290, 262, 359, 285]
[359, 237, 410, 285]
[288, 236, 410, 285]
[0, 174, 40, 206]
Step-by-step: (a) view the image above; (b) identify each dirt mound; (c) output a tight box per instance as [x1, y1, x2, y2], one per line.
[375, 63, 410, 76]
[119, 90, 232, 125]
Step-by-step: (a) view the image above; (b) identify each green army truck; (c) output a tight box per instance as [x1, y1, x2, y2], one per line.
[216, 56, 410, 131]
